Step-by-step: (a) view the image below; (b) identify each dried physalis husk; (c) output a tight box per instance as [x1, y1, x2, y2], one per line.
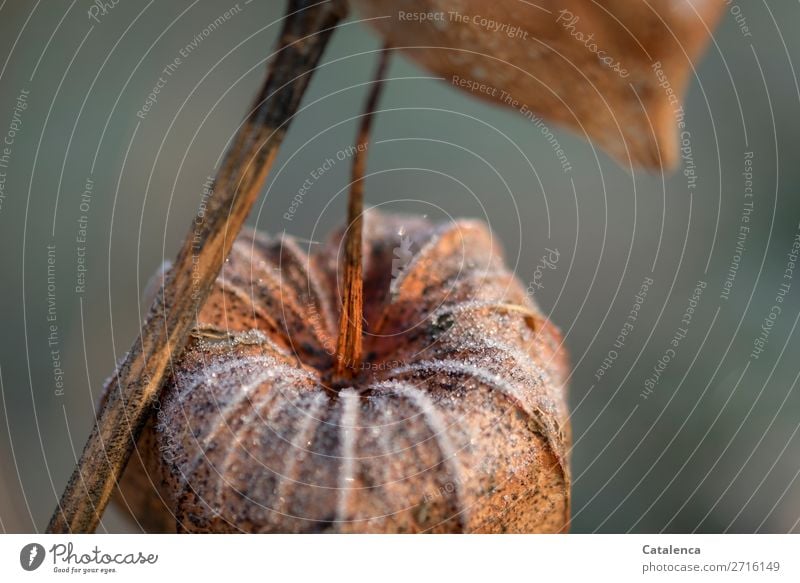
[352, 0, 724, 169]
[113, 211, 570, 533]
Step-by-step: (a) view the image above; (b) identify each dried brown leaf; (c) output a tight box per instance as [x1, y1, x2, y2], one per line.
[352, 0, 725, 169]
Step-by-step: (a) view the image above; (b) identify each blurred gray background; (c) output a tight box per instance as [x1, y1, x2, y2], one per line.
[0, 1, 799, 533]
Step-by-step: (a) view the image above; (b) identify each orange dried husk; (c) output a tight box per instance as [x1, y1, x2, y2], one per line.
[352, 0, 725, 169]
[113, 211, 570, 532]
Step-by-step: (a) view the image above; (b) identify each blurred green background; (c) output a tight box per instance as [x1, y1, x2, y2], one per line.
[0, 1, 799, 533]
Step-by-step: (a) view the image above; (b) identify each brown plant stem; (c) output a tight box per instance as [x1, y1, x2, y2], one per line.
[46, 0, 348, 534]
[333, 47, 390, 383]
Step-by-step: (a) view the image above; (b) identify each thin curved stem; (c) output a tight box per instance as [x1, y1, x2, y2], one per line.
[334, 47, 391, 383]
